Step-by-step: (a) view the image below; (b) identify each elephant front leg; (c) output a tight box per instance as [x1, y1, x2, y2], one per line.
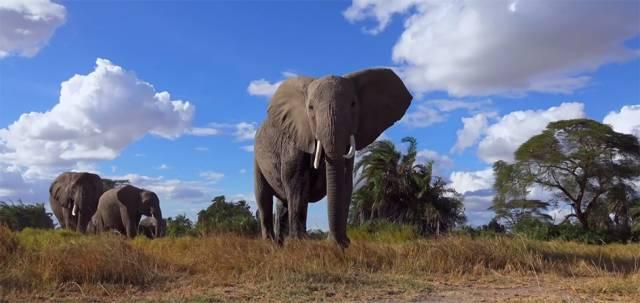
[274, 198, 288, 244]
[287, 189, 309, 239]
[255, 162, 275, 241]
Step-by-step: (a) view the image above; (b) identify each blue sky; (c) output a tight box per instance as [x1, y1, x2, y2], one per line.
[1, 0, 639, 228]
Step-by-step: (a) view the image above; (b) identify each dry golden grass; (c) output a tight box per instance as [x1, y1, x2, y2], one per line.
[1, 226, 639, 302]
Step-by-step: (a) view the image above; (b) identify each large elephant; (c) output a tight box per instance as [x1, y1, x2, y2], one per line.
[137, 217, 166, 239]
[254, 68, 412, 248]
[49, 172, 103, 232]
[90, 185, 163, 238]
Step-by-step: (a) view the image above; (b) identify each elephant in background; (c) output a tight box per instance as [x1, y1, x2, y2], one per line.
[49, 172, 103, 233]
[254, 68, 412, 248]
[138, 217, 166, 239]
[90, 185, 163, 238]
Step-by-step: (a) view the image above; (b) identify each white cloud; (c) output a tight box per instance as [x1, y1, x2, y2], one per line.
[234, 122, 257, 141]
[345, 0, 640, 96]
[416, 149, 453, 176]
[194, 147, 209, 152]
[450, 167, 494, 195]
[239, 168, 247, 174]
[477, 102, 585, 163]
[156, 164, 169, 170]
[603, 105, 640, 138]
[199, 171, 224, 183]
[451, 112, 495, 154]
[402, 99, 491, 128]
[111, 173, 217, 203]
[188, 127, 219, 136]
[401, 103, 446, 128]
[241, 145, 254, 152]
[0, 58, 194, 175]
[0, 0, 66, 58]
[247, 71, 299, 98]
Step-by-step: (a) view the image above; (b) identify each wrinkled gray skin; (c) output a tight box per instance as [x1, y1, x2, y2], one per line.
[49, 172, 103, 233]
[254, 68, 412, 248]
[137, 217, 166, 239]
[90, 185, 163, 238]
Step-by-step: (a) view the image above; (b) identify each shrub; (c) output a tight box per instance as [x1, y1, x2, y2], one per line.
[196, 196, 259, 236]
[0, 201, 54, 231]
[348, 219, 419, 242]
[166, 214, 194, 237]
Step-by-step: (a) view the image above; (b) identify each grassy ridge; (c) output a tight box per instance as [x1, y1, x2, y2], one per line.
[1, 226, 639, 301]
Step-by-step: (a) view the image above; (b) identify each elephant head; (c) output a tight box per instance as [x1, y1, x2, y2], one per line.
[268, 68, 412, 247]
[138, 190, 164, 237]
[50, 172, 103, 232]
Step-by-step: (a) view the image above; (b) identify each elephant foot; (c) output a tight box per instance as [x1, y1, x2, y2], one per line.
[328, 234, 350, 249]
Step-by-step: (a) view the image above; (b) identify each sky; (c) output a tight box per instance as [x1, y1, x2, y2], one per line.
[0, 0, 639, 229]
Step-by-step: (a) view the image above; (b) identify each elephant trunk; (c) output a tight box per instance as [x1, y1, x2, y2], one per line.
[73, 188, 91, 233]
[152, 208, 163, 238]
[325, 155, 350, 248]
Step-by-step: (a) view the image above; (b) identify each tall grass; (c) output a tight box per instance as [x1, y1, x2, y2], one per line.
[1, 225, 639, 296]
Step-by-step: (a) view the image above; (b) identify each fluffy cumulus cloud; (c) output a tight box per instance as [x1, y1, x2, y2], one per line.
[0, 58, 194, 172]
[345, 0, 640, 96]
[603, 105, 640, 138]
[477, 102, 585, 163]
[451, 112, 495, 154]
[199, 171, 224, 183]
[0, 0, 66, 58]
[247, 71, 298, 98]
[450, 167, 494, 195]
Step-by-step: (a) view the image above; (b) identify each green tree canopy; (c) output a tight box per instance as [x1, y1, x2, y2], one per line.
[506, 119, 640, 232]
[0, 201, 54, 231]
[196, 196, 259, 236]
[166, 214, 194, 237]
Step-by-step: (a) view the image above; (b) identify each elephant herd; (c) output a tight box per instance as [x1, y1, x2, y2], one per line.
[49, 172, 164, 238]
[46, 68, 413, 249]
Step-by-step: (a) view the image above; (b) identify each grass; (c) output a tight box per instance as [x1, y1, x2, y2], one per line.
[1, 225, 639, 302]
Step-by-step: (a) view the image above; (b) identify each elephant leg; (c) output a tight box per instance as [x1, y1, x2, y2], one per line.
[274, 198, 288, 244]
[287, 197, 308, 239]
[255, 161, 275, 241]
[62, 207, 76, 230]
[120, 206, 137, 238]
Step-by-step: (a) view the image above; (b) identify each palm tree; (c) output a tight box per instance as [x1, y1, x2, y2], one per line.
[351, 136, 466, 234]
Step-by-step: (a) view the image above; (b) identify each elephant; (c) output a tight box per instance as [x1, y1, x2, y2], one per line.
[254, 68, 412, 248]
[90, 185, 163, 238]
[137, 217, 166, 239]
[49, 172, 104, 233]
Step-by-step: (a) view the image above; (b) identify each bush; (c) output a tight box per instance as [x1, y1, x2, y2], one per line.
[348, 220, 419, 242]
[196, 196, 259, 236]
[166, 214, 194, 237]
[0, 202, 54, 231]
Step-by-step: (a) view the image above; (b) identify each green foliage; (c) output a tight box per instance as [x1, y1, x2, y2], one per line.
[352, 137, 466, 235]
[499, 119, 640, 235]
[348, 219, 419, 242]
[0, 201, 54, 231]
[166, 214, 194, 237]
[196, 196, 259, 236]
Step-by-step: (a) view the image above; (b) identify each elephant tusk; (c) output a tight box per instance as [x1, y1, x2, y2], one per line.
[72, 203, 78, 216]
[343, 135, 356, 159]
[313, 140, 323, 169]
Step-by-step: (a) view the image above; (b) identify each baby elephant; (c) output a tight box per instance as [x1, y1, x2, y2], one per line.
[138, 217, 166, 239]
[91, 185, 163, 238]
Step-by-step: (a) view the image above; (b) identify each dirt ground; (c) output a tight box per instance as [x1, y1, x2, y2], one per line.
[3, 274, 636, 302]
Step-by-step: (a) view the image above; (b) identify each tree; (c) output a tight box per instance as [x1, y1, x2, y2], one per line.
[196, 196, 259, 236]
[510, 119, 640, 231]
[166, 214, 194, 237]
[0, 201, 54, 231]
[491, 160, 552, 228]
[352, 137, 466, 234]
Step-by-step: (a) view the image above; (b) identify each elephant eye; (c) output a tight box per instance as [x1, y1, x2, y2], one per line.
[351, 101, 356, 107]
[308, 105, 314, 110]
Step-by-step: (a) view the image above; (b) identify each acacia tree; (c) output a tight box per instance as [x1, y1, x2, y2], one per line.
[491, 160, 552, 228]
[512, 119, 640, 231]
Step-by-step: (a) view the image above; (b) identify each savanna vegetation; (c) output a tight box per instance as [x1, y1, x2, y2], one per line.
[1, 119, 639, 301]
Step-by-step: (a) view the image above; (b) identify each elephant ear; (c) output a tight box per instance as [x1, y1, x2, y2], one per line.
[116, 185, 140, 207]
[346, 68, 413, 150]
[267, 76, 316, 153]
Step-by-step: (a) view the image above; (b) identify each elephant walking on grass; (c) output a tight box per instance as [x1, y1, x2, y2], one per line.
[49, 172, 103, 233]
[89, 185, 163, 238]
[254, 68, 412, 248]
